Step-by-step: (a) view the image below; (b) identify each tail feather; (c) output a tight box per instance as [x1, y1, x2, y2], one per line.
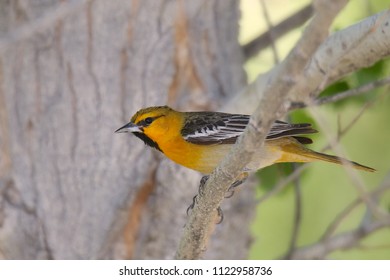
[306, 151, 376, 173]
[275, 138, 376, 172]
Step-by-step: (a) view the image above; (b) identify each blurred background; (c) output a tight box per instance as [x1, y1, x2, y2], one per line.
[240, 0, 390, 259]
[0, 0, 389, 259]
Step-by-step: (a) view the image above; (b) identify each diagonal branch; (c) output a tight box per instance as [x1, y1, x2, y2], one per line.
[290, 218, 390, 259]
[307, 106, 383, 218]
[226, 9, 390, 114]
[289, 173, 390, 259]
[321, 172, 390, 241]
[290, 76, 390, 109]
[243, 4, 314, 60]
[175, 0, 348, 260]
[285, 163, 303, 259]
[259, 0, 280, 64]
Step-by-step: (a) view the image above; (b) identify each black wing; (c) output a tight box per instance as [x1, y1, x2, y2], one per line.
[181, 112, 317, 145]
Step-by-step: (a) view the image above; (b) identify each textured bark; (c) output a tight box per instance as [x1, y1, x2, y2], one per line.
[0, 0, 251, 259]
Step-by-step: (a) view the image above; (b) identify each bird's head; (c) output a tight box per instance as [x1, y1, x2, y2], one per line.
[115, 106, 178, 151]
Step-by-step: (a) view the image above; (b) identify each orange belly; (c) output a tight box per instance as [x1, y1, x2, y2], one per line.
[158, 136, 284, 174]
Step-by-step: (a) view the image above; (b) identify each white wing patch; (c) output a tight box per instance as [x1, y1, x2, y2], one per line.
[183, 115, 249, 144]
[182, 113, 316, 145]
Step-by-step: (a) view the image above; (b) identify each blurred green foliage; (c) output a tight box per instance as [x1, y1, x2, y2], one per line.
[320, 60, 388, 108]
[240, 0, 390, 260]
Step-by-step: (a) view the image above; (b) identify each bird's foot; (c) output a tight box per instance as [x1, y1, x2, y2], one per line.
[186, 173, 248, 223]
[225, 172, 249, 198]
[186, 175, 209, 215]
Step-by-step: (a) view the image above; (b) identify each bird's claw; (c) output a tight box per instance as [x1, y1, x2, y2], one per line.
[186, 173, 248, 223]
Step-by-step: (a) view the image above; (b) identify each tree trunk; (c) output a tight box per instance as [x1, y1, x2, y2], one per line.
[0, 0, 254, 259]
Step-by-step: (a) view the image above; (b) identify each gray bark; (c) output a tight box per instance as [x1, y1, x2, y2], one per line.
[0, 0, 252, 259]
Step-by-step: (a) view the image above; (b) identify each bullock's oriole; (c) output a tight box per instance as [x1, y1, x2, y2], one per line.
[115, 106, 375, 174]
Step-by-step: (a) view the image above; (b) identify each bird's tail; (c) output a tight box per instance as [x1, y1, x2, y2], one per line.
[275, 138, 375, 172]
[302, 150, 375, 172]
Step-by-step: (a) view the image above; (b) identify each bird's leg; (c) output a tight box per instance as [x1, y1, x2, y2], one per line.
[186, 175, 224, 224]
[186, 175, 209, 216]
[187, 173, 249, 223]
[225, 172, 249, 198]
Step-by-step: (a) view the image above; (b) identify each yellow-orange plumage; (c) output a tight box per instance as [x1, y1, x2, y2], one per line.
[116, 106, 375, 174]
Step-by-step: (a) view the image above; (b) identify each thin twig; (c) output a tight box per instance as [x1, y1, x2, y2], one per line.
[285, 163, 303, 259]
[316, 76, 390, 106]
[295, 175, 390, 259]
[322, 100, 374, 151]
[321, 198, 361, 241]
[259, 0, 280, 64]
[257, 164, 309, 204]
[290, 218, 390, 259]
[322, 172, 390, 240]
[290, 76, 390, 110]
[243, 4, 313, 60]
[308, 107, 379, 216]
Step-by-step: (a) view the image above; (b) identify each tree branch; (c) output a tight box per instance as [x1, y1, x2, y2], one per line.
[243, 4, 313, 60]
[307, 107, 381, 217]
[259, 0, 280, 64]
[290, 218, 390, 259]
[289, 162, 390, 259]
[285, 163, 303, 259]
[290, 76, 390, 109]
[175, 0, 348, 260]
[291, 173, 390, 260]
[226, 9, 390, 114]
[322, 172, 390, 241]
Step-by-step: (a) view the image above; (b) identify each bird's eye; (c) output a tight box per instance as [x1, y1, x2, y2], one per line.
[144, 117, 153, 125]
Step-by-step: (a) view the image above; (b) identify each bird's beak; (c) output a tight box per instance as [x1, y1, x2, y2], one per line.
[115, 122, 142, 133]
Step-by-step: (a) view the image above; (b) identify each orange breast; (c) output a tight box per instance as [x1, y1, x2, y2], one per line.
[157, 135, 231, 174]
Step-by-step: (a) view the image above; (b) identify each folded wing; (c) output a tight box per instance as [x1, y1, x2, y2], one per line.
[182, 112, 317, 145]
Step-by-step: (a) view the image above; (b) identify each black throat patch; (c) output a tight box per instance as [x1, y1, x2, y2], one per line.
[133, 132, 162, 152]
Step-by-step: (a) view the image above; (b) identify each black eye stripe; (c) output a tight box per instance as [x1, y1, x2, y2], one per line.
[137, 119, 151, 127]
[137, 115, 164, 127]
